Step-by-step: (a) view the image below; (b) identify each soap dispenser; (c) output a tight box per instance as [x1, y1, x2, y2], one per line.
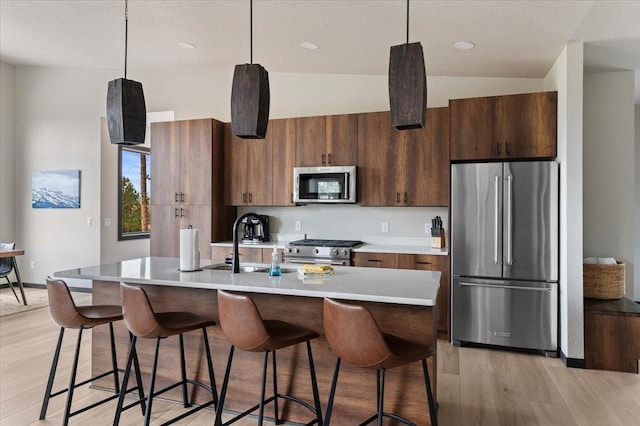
[268, 246, 281, 276]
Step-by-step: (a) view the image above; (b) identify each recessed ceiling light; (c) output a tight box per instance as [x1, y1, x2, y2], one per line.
[301, 42, 319, 50]
[178, 42, 196, 50]
[454, 41, 475, 50]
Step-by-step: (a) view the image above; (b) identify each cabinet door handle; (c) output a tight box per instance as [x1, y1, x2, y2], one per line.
[327, 153, 332, 165]
[416, 261, 432, 265]
[368, 259, 383, 263]
[496, 141, 501, 156]
[506, 141, 511, 155]
[404, 192, 408, 203]
[174, 208, 180, 218]
[175, 193, 180, 203]
[180, 192, 185, 203]
[243, 193, 247, 203]
[396, 192, 400, 203]
[321, 153, 326, 165]
[180, 208, 185, 217]
[248, 193, 253, 203]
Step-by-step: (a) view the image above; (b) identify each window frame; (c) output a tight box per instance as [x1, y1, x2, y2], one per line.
[118, 145, 151, 241]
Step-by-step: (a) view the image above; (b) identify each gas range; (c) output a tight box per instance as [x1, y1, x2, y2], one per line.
[284, 239, 363, 265]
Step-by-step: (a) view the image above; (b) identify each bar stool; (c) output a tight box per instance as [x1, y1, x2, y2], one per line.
[323, 298, 438, 426]
[214, 289, 323, 426]
[40, 278, 145, 426]
[114, 282, 218, 426]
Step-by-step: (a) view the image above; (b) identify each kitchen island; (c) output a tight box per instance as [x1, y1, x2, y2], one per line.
[55, 257, 440, 424]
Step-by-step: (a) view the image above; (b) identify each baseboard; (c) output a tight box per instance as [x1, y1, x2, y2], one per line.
[560, 350, 585, 368]
[0, 282, 92, 293]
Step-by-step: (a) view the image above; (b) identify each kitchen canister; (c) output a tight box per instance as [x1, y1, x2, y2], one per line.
[180, 226, 201, 272]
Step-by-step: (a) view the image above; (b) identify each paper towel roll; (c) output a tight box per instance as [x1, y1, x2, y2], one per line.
[180, 228, 200, 271]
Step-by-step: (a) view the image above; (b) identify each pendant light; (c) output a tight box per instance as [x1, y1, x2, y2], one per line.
[107, 0, 147, 145]
[388, 0, 427, 130]
[231, 0, 270, 139]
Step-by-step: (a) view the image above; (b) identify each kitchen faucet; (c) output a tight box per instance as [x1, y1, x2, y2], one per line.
[231, 212, 268, 273]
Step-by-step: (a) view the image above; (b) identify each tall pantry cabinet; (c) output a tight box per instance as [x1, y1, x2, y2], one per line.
[150, 118, 235, 259]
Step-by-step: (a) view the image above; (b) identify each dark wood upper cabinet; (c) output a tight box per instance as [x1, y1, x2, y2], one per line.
[270, 118, 297, 206]
[450, 91, 557, 161]
[224, 122, 273, 206]
[296, 114, 357, 167]
[357, 108, 449, 206]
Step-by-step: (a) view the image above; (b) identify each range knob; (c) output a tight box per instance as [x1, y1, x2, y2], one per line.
[332, 249, 339, 256]
[294, 248, 300, 254]
[313, 248, 319, 254]
[285, 247, 292, 254]
[340, 249, 348, 256]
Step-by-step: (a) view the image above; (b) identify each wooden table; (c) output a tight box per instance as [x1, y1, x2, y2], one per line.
[0, 249, 27, 305]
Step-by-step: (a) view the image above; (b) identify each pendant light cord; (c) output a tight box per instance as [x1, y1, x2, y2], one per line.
[250, 0, 253, 64]
[406, 0, 409, 46]
[124, 0, 128, 79]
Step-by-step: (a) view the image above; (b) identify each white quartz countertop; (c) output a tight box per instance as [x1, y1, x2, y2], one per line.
[55, 257, 440, 307]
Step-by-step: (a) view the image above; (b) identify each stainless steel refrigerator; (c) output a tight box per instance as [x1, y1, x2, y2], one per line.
[451, 161, 559, 355]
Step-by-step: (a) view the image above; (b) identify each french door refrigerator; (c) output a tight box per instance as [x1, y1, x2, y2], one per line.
[451, 161, 559, 355]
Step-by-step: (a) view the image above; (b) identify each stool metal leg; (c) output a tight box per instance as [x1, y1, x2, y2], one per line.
[214, 346, 235, 426]
[323, 357, 341, 426]
[179, 333, 190, 408]
[422, 359, 438, 426]
[272, 350, 280, 424]
[109, 322, 121, 394]
[377, 369, 385, 426]
[62, 328, 84, 426]
[39, 327, 65, 420]
[143, 338, 162, 426]
[114, 336, 136, 425]
[4, 276, 20, 303]
[258, 351, 269, 425]
[130, 333, 147, 414]
[306, 340, 323, 425]
[202, 328, 218, 406]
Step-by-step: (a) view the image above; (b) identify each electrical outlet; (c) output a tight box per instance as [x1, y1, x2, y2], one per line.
[425, 223, 430, 234]
[295, 220, 301, 231]
[381, 222, 389, 233]
[30, 261, 35, 269]
[104, 218, 111, 227]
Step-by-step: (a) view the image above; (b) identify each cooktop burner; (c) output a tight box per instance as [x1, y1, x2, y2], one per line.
[288, 239, 363, 248]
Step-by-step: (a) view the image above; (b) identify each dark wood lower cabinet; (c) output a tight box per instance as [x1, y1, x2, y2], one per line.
[353, 252, 450, 335]
[91, 280, 438, 425]
[584, 297, 640, 374]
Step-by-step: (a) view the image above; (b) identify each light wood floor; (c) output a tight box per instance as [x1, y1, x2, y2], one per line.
[1, 287, 639, 425]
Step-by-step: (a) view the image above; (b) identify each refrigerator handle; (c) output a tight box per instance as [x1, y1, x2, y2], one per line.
[494, 175, 500, 264]
[506, 175, 513, 266]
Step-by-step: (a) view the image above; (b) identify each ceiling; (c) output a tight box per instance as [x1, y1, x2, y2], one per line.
[1, 0, 639, 103]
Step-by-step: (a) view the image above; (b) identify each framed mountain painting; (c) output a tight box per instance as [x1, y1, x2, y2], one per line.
[32, 170, 81, 208]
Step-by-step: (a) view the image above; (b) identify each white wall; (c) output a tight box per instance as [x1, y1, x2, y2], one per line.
[583, 71, 635, 296]
[0, 61, 16, 242]
[10, 65, 543, 287]
[544, 42, 585, 361]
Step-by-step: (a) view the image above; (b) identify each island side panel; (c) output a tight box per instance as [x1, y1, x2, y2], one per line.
[91, 280, 437, 424]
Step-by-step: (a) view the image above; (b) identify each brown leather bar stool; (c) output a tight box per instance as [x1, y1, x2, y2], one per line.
[40, 278, 145, 426]
[114, 282, 218, 426]
[214, 289, 323, 426]
[323, 298, 438, 426]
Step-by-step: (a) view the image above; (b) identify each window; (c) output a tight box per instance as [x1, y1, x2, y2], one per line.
[118, 146, 151, 240]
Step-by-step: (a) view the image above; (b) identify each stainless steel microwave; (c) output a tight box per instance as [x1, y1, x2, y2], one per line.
[293, 166, 356, 203]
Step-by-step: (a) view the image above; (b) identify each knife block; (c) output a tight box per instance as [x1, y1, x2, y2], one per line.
[431, 228, 446, 249]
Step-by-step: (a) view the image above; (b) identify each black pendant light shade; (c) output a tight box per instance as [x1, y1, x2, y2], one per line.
[107, 78, 147, 145]
[231, 63, 270, 139]
[389, 41, 427, 130]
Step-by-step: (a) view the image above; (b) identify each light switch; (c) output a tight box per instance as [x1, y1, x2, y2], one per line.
[87, 217, 93, 226]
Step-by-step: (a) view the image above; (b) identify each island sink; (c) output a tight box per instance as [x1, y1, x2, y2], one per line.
[204, 264, 297, 274]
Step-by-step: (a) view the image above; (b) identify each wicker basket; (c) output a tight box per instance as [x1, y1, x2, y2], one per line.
[583, 261, 625, 300]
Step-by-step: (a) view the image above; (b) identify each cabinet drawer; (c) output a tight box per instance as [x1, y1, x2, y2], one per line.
[352, 252, 398, 268]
